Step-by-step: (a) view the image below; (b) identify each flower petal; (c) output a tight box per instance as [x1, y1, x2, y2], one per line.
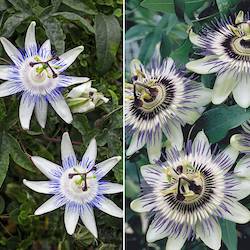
[35, 195, 65, 215]
[19, 95, 35, 130]
[96, 197, 123, 218]
[95, 156, 121, 180]
[212, 71, 238, 105]
[61, 132, 76, 164]
[31, 156, 62, 180]
[0, 65, 11, 80]
[230, 134, 250, 152]
[58, 46, 84, 72]
[220, 201, 250, 224]
[100, 182, 123, 194]
[127, 131, 146, 156]
[189, 29, 201, 47]
[130, 59, 148, 80]
[35, 97, 48, 128]
[233, 73, 250, 108]
[165, 234, 187, 250]
[146, 223, 170, 242]
[140, 164, 165, 186]
[0, 81, 22, 97]
[0, 37, 22, 64]
[192, 131, 211, 158]
[196, 218, 221, 250]
[40, 39, 51, 57]
[163, 121, 183, 150]
[23, 179, 52, 194]
[64, 204, 79, 235]
[80, 205, 98, 238]
[234, 155, 250, 178]
[25, 21, 37, 54]
[186, 55, 219, 74]
[189, 86, 212, 108]
[178, 109, 201, 125]
[130, 197, 154, 213]
[231, 178, 250, 201]
[48, 94, 73, 124]
[81, 138, 97, 168]
[59, 76, 90, 88]
[67, 81, 92, 98]
[147, 131, 162, 164]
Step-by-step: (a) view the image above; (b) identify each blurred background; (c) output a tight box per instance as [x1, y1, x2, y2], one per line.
[0, 0, 123, 249]
[125, 0, 250, 249]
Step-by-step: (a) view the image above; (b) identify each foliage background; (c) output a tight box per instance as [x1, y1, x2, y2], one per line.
[0, 0, 123, 249]
[125, 0, 250, 250]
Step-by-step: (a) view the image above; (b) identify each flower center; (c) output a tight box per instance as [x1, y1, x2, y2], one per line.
[163, 165, 205, 203]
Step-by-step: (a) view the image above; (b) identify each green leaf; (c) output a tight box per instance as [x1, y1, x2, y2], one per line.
[0, 0, 8, 11]
[0, 195, 5, 214]
[5, 133, 35, 172]
[52, 12, 95, 33]
[95, 14, 121, 73]
[42, 16, 66, 55]
[220, 220, 237, 250]
[62, 0, 97, 15]
[7, 0, 32, 13]
[160, 33, 171, 58]
[125, 24, 152, 42]
[1, 13, 30, 37]
[196, 105, 250, 143]
[0, 132, 9, 188]
[139, 29, 162, 65]
[216, 0, 239, 14]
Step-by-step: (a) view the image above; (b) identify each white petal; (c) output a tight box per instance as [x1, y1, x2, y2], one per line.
[147, 132, 162, 164]
[35, 97, 48, 128]
[49, 94, 72, 124]
[232, 178, 250, 201]
[64, 204, 79, 235]
[71, 100, 95, 113]
[212, 71, 238, 105]
[67, 81, 92, 98]
[230, 134, 249, 152]
[0, 81, 22, 97]
[0, 37, 22, 64]
[178, 109, 201, 125]
[31, 156, 62, 180]
[19, 95, 35, 130]
[25, 21, 37, 53]
[130, 197, 153, 213]
[58, 46, 84, 72]
[146, 223, 169, 242]
[234, 155, 250, 178]
[196, 218, 221, 250]
[233, 73, 250, 108]
[81, 138, 97, 168]
[95, 156, 121, 179]
[0, 65, 11, 80]
[192, 131, 211, 157]
[59, 76, 90, 88]
[96, 197, 123, 218]
[140, 164, 165, 186]
[189, 86, 212, 108]
[220, 201, 250, 224]
[61, 132, 76, 162]
[126, 131, 146, 156]
[80, 205, 98, 238]
[165, 235, 187, 250]
[35, 196, 65, 215]
[100, 182, 123, 194]
[23, 179, 52, 194]
[40, 39, 51, 57]
[186, 55, 219, 74]
[163, 121, 183, 150]
[189, 29, 201, 47]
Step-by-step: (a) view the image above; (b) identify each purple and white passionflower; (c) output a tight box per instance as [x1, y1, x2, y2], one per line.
[23, 132, 123, 236]
[131, 131, 250, 250]
[0, 21, 89, 129]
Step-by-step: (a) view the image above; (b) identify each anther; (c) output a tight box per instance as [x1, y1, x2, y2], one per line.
[176, 165, 183, 174]
[176, 193, 185, 201]
[189, 181, 202, 195]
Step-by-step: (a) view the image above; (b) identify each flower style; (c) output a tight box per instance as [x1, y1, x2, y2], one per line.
[131, 131, 250, 250]
[186, 11, 250, 108]
[0, 21, 89, 129]
[23, 132, 123, 236]
[66, 80, 109, 113]
[125, 58, 211, 163]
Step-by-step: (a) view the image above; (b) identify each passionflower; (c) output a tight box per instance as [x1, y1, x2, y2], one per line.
[0, 21, 89, 129]
[66, 80, 109, 113]
[23, 132, 123, 236]
[125, 58, 211, 163]
[131, 131, 250, 250]
[186, 11, 250, 108]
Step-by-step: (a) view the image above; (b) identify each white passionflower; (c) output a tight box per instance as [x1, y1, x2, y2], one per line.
[186, 11, 250, 108]
[131, 131, 250, 250]
[125, 58, 211, 163]
[66, 80, 109, 113]
[23, 132, 122, 236]
[0, 21, 89, 129]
